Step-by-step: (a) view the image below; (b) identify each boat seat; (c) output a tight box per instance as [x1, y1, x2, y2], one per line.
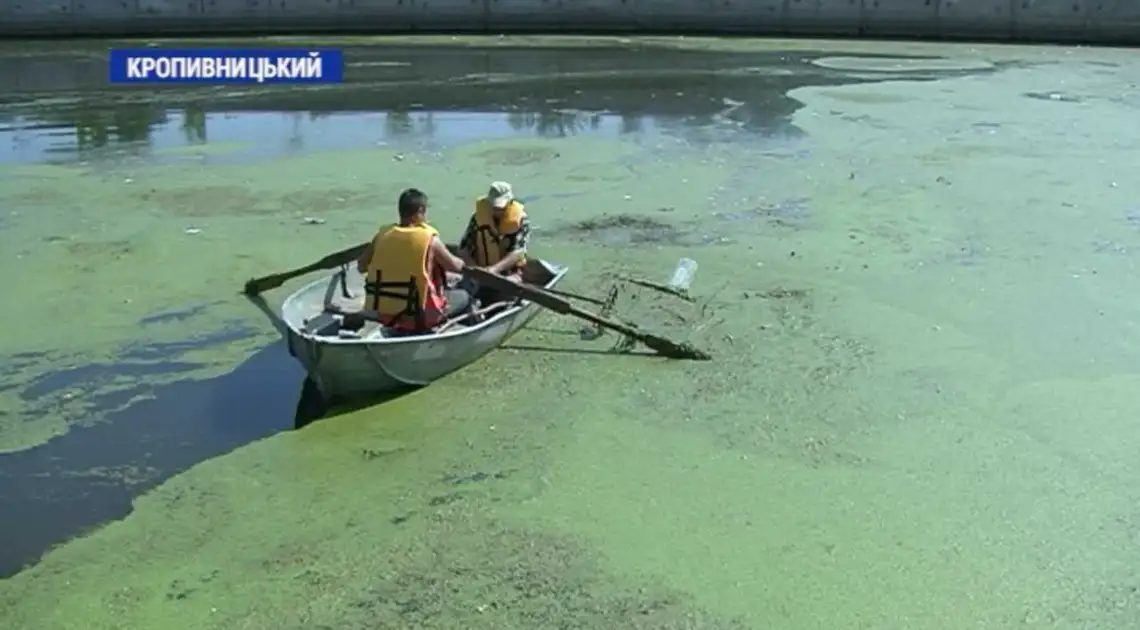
[303, 312, 342, 336]
[318, 303, 451, 340]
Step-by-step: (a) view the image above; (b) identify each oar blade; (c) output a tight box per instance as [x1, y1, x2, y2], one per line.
[466, 266, 711, 360]
[639, 332, 712, 361]
[244, 275, 280, 296]
[241, 242, 369, 297]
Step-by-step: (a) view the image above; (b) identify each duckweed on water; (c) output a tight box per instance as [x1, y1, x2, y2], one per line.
[0, 133, 701, 449]
[3, 36, 1140, 630]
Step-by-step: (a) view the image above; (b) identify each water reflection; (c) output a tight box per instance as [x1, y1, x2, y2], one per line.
[53, 105, 166, 155]
[507, 110, 603, 137]
[182, 102, 206, 144]
[0, 42, 949, 164]
[0, 108, 651, 164]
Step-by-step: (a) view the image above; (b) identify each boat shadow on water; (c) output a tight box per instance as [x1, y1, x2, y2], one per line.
[291, 376, 412, 430]
[0, 339, 414, 579]
[500, 342, 656, 358]
[0, 326, 662, 578]
[500, 326, 660, 359]
[291, 339, 659, 430]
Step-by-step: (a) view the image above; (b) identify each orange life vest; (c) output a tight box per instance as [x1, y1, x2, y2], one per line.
[471, 197, 527, 271]
[364, 223, 448, 332]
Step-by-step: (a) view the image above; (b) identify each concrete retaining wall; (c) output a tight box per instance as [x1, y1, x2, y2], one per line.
[1, 0, 1138, 44]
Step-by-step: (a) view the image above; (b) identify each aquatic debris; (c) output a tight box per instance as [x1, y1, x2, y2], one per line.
[945, 236, 988, 267]
[713, 197, 811, 230]
[427, 493, 462, 507]
[1092, 240, 1129, 255]
[474, 145, 561, 166]
[303, 216, 326, 225]
[441, 469, 514, 485]
[554, 213, 684, 246]
[53, 238, 133, 259]
[361, 446, 402, 461]
[549, 212, 732, 248]
[564, 213, 666, 232]
[579, 327, 602, 341]
[1024, 91, 1082, 103]
[756, 287, 808, 300]
[667, 258, 699, 294]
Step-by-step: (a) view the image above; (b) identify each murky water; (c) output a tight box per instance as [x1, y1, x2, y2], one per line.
[1, 36, 1139, 630]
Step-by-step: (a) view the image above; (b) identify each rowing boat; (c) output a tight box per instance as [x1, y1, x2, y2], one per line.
[277, 258, 568, 401]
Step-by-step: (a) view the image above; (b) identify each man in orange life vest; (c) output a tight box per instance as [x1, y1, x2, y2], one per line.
[355, 188, 472, 334]
[458, 181, 531, 301]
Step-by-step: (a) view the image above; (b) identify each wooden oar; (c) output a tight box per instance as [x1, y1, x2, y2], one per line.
[245, 239, 469, 297]
[543, 287, 608, 307]
[243, 242, 369, 296]
[435, 301, 512, 333]
[464, 268, 710, 361]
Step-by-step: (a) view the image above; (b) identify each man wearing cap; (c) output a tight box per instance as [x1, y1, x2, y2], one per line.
[458, 181, 531, 296]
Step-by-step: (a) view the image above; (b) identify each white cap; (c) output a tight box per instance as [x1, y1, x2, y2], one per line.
[488, 181, 513, 209]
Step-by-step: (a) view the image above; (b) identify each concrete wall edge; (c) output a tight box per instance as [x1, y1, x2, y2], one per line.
[2, 0, 1139, 46]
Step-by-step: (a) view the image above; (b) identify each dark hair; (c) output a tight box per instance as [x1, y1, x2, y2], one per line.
[398, 188, 428, 220]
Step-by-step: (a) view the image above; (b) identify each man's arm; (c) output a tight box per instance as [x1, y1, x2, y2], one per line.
[488, 215, 530, 275]
[355, 240, 375, 273]
[457, 216, 478, 264]
[431, 235, 466, 274]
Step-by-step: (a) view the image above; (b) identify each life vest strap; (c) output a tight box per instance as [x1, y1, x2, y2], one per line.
[475, 225, 495, 266]
[369, 288, 415, 300]
[474, 223, 523, 270]
[365, 272, 426, 331]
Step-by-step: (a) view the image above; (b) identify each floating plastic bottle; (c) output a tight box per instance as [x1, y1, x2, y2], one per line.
[668, 258, 698, 293]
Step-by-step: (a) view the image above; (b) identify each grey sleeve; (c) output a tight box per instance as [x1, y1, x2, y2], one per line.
[458, 216, 478, 253]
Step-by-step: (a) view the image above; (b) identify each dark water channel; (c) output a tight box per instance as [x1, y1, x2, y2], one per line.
[0, 327, 314, 579]
[0, 40, 997, 578]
